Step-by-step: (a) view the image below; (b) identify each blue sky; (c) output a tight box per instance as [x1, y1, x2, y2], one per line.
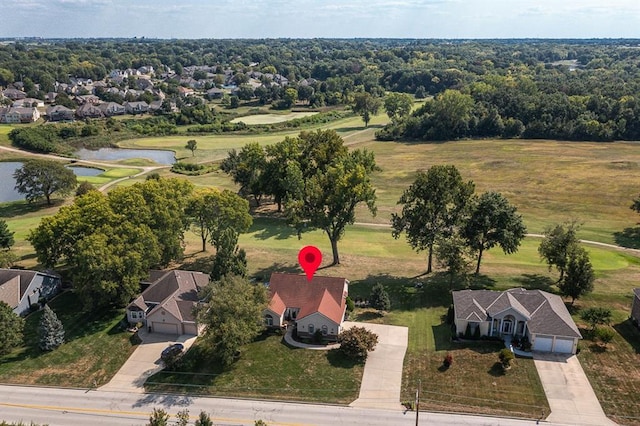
[2, 0, 639, 39]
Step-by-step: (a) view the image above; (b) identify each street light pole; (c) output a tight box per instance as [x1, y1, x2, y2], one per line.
[415, 379, 421, 426]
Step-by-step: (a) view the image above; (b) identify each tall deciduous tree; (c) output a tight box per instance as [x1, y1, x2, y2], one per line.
[186, 188, 252, 252]
[0, 219, 15, 250]
[13, 159, 77, 205]
[221, 143, 267, 206]
[0, 301, 24, 356]
[559, 246, 595, 304]
[210, 229, 247, 281]
[185, 139, 197, 156]
[435, 234, 472, 288]
[352, 92, 382, 127]
[463, 192, 527, 275]
[39, 305, 65, 351]
[287, 145, 378, 265]
[392, 165, 475, 274]
[384, 92, 413, 123]
[538, 221, 581, 282]
[264, 136, 301, 211]
[198, 275, 268, 366]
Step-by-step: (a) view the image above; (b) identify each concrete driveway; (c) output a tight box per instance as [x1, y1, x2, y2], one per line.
[100, 329, 197, 393]
[533, 353, 617, 425]
[344, 321, 409, 411]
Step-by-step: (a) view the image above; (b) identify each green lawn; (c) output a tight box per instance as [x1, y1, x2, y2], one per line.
[0, 291, 139, 387]
[145, 332, 364, 404]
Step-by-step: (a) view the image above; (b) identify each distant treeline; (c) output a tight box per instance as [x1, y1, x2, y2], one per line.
[2, 38, 640, 142]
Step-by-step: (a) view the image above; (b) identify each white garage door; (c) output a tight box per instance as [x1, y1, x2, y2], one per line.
[183, 323, 197, 335]
[152, 322, 179, 335]
[554, 338, 574, 354]
[533, 335, 553, 352]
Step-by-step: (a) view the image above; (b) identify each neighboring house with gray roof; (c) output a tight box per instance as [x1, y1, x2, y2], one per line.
[452, 288, 582, 354]
[0, 269, 61, 316]
[126, 270, 209, 335]
[631, 288, 640, 326]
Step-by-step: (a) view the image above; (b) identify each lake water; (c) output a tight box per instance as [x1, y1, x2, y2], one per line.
[0, 162, 107, 202]
[76, 148, 175, 165]
[0, 162, 23, 203]
[66, 165, 104, 177]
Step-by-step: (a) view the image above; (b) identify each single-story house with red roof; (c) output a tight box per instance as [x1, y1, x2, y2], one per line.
[264, 272, 348, 341]
[126, 270, 209, 335]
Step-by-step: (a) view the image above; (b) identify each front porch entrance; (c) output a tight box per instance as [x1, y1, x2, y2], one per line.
[491, 314, 527, 338]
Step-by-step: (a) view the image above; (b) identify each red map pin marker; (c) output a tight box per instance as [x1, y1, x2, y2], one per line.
[298, 246, 322, 282]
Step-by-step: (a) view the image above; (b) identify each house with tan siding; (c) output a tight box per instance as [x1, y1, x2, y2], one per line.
[264, 273, 348, 341]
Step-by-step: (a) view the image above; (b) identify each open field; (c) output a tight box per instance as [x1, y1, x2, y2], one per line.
[230, 111, 318, 125]
[0, 291, 139, 387]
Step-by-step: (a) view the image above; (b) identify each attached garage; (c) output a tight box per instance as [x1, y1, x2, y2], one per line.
[553, 337, 575, 354]
[533, 335, 554, 352]
[151, 321, 179, 335]
[183, 323, 197, 335]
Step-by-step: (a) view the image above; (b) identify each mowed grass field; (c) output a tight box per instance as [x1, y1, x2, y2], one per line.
[2, 113, 640, 421]
[230, 111, 318, 125]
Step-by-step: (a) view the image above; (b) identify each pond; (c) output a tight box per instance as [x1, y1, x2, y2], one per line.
[0, 162, 107, 203]
[0, 162, 23, 203]
[75, 148, 175, 165]
[66, 165, 103, 177]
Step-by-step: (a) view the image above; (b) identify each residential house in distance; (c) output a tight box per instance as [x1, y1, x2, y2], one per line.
[124, 101, 149, 114]
[44, 92, 58, 103]
[76, 103, 104, 119]
[2, 88, 27, 100]
[452, 288, 582, 354]
[631, 288, 640, 327]
[264, 273, 349, 341]
[0, 269, 61, 316]
[126, 270, 209, 335]
[12, 98, 44, 108]
[98, 101, 126, 117]
[206, 87, 224, 100]
[0, 107, 40, 123]
[75, 94, 101, 105]
[46, 105, 75, 122]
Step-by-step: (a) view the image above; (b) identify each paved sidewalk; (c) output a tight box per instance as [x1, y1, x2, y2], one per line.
[345, 321, 409, 411]
[100, 329, 197, 393]
[533, 353, 617, 425]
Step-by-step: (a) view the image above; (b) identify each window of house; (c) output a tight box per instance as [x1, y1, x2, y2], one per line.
[265, 314, 273, 326]
[321, 325, 328, 335]
[308, 324, 315, 334]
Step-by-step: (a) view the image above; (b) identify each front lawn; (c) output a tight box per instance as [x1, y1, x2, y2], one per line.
[145, 332, 364, 404]
[0, 291, 139, 387]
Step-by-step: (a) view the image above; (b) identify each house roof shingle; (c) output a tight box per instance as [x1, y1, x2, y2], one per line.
[267, 273, 348, 325]
[127, 270, 209, 322]
[453, 288, 581, 338]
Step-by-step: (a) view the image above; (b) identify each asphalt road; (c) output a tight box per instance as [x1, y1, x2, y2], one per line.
[0, 384, 563, 426]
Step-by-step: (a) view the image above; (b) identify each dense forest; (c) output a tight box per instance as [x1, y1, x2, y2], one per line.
[1, 38, 640, 142]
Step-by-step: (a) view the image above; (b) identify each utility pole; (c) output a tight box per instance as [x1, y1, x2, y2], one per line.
[415, 379, 421, 426]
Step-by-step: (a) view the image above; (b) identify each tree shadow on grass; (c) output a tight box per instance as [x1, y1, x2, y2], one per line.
[613, 319, 640, 354]
[250, 217, 298, 241]
[488, 362, 506, 377]
[350, 273, 452, 311]
[432, 322, 453, 352]
[513, 274, 555, 292]
[179, 255, 214, 273]
[251, 262, 301, 283]
[0, 200, 59, 218]
[326, 348, 362, 369]
[613, 227, 640, 249]
[467, 274, 497, 290]
[352, 310, 383, 322]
